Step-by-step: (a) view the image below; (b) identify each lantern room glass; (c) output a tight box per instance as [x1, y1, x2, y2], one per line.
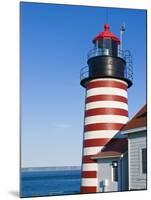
[95, 38, 118, 57]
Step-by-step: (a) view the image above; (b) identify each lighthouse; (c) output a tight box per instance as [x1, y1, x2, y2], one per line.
[80, 23, 133, 193]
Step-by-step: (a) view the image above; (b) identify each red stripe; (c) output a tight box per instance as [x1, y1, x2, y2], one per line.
[85, 108, 128, 117]
[83, 138, 111, 147]
[83, 155, 97, 163]
[84, 123, 124, 132]
[82, 171, 97, 178]
[86, 94, 128, 104]
[81, 186, 97, 193]
[87, 80, 127, 90]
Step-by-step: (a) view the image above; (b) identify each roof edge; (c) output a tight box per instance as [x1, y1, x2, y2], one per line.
[92, 154, 123, 160]
[122, 126, 147, 135]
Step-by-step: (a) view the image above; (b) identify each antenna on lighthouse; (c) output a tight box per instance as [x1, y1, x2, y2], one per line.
[106, 8, 109, 24]
[120, 23, 126, 51]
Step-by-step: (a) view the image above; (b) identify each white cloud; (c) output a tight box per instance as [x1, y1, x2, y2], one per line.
[53, 122, 71, 129]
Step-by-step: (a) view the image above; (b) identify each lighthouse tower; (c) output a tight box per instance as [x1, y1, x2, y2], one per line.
[80, 23, 133, 193]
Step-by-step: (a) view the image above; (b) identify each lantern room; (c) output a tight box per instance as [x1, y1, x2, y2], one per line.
[80, 23, 133, 88]
[93, 23, 120, 57]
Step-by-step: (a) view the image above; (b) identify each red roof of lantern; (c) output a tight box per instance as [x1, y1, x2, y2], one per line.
[93, 23, 120, 44]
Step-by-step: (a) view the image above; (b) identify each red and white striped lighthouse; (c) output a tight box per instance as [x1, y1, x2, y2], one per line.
[80, 24, 133, 193]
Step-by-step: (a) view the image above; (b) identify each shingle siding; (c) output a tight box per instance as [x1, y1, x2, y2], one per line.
[128, 131, 147, 190]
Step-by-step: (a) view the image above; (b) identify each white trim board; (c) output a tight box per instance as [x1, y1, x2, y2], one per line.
[122, 126, 147, 135]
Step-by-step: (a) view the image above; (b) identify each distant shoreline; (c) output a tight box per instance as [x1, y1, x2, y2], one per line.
[21, 166, 81, 172]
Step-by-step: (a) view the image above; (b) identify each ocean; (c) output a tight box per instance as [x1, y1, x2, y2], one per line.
[21, 168, 81, 198]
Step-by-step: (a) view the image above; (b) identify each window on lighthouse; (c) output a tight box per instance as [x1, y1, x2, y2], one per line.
[97, 39, 111, 56]
[97, 39, 118, 57]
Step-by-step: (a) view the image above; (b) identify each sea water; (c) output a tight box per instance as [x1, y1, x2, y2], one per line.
[21, 169, 81, 197]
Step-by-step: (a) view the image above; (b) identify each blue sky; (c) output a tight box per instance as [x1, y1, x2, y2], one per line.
[21, 2, 146, 168]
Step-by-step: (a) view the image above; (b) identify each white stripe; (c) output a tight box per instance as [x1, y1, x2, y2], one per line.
[90, 78, 128, 86]
[85, 115, 129, 125]
[81, 178, 98, 186]
[84, 130, 118, 140]
[82, 163, 98, 171]
[87, 87, 127, 98]
[86, 101, 128, 110]
[84, 130, 126, 140]
[83, 146, 103, 156]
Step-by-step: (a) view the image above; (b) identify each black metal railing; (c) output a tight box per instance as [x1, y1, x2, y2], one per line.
[80, 49, 133, 84]
[123, 50, 133, 83]
[87, 47, 126, 60]
[80, 66, 89, 82]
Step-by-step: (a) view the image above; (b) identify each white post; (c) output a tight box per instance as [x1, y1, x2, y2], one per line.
[120, 23, 126, 52]
[120, 30, 123, 51]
